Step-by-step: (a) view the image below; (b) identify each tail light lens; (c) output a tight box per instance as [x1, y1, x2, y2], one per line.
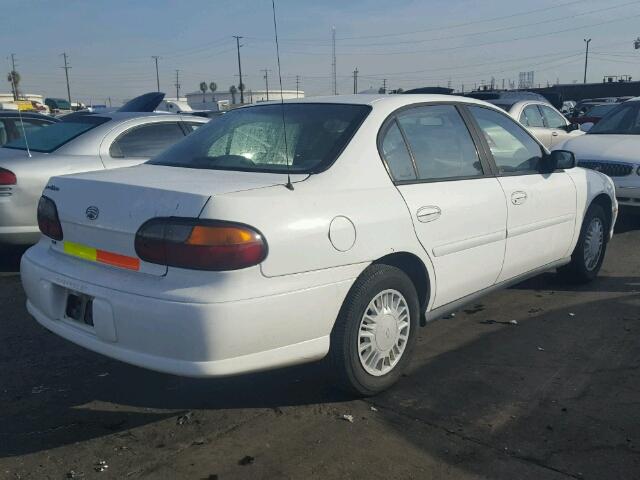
[0, 168, 16, 185]
[37, 196, 63, 241]
[135, 218, 267, 271]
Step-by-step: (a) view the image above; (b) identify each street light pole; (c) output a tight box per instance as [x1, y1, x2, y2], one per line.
[152, 56, 160, 91]
[583, 38, 591, 84]
[233, 36, 244, 104]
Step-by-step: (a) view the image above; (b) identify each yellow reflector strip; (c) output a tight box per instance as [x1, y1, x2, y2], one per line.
[64, 241, 97, 262]
[63, 241, 140, 271]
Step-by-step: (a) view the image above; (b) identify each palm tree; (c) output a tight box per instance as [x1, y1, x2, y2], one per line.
[199, 82, 207, 103]
[229, 85, 237, 104]
[209, 82, 217, 102]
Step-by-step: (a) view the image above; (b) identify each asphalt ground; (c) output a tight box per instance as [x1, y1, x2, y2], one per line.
[1, 213, 639, 479]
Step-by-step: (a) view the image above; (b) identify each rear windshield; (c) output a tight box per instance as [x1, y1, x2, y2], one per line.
[2, 115, 110, 153]
[149, 103, 371, 173]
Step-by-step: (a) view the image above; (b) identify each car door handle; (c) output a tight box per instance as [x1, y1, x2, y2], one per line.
[552, 131, 559, 136]
[416, 206, 441, 223]
[511, 191, 527, 205]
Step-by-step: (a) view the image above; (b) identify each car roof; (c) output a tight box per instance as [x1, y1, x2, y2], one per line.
[245, 94, 497, 109]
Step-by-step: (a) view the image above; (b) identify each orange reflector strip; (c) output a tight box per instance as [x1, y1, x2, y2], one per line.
[96, 249, 140, 271]
[63, 241, 140, 271]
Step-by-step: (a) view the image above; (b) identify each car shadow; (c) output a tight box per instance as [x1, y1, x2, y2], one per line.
[614, 208, 640, 234]
[0, 245, 27, 274]
[2, 274, 639, 480]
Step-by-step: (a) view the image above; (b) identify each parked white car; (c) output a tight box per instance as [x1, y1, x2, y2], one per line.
[558, 98, 640, 208]
[487, 99, 583, 149]
[21, 95, 617, 394]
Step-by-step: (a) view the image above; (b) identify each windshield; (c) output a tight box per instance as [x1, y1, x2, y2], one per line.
[588, 102, 640, 135]
[50, 99, 71, 110]
[149, 103, 371, 173]
[2, 115, 110, 153]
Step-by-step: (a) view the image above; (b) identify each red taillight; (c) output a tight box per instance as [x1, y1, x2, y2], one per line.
[135, 218, 267, 271]
[0, 168, 16, 185]
[37, 196, 63, 241]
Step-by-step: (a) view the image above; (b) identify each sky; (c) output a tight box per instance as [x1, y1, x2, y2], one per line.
[2, 0, 640, 105]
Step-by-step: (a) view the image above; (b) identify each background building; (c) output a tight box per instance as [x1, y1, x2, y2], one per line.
[185, 89, 304, 111]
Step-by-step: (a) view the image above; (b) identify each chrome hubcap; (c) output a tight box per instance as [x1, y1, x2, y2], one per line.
[584, 217, 604, 271]
[358, 289, 410, 376]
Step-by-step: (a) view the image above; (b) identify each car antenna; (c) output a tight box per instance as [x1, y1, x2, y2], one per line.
[271, 0, 293, 191]
[16, 105, 32, 158]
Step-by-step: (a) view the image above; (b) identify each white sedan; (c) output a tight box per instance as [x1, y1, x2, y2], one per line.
[21, 95, 617, 394]
[487, 99, 583, 149]
[558, 97, 640, 208]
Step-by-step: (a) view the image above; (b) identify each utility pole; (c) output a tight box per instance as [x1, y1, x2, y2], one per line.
[331, 27, 337, 95]
[583, 38, 591, 84]
[61, 52, 71, 104]
[174, 69, 180, 100]
[262, 68, 271, 100]
[382, 78, 387, 94]
[353, 67, 358, 94]
[151, 56, 160, 91]
[9, 53, 17, 100]
[295, 75, 300, 98]
[108, 97, 112, 108]
[233, 35, 244, 104]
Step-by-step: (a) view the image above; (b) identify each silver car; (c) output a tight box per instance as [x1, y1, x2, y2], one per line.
[0, 112, 208, 245]
[487, 100, 584, 149]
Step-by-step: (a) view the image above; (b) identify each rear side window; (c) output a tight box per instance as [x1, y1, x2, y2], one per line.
[380, 121, 416, 181]
[110, 122, 185, 158]
[539, 105, 567, 128]
[396, 105, 483, 180]
[469, 106, 543, 174]
[520, 105, 545, 127]
[149, 103, 371, 173]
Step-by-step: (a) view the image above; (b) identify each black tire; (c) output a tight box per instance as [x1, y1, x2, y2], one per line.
[329, 264, 420, 396]
[557, 203, 608, 283]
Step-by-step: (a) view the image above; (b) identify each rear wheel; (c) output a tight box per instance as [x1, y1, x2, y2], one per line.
[329, 264, 419, 396]
[558, 204, 608, 283]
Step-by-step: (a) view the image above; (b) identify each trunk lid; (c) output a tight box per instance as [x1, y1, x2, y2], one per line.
[47, 163, 297, 275]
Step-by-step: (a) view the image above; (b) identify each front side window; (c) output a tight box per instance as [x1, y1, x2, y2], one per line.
[539, 105, 567, 128]
[3, 115, 109, 153]
[520, 105, 545, 127]
[110, 122, 185, 158]
[380, 121, 416, 181]
[396, 105, 482, 180]
[150, 104, 370, 173]
[468, 106, 543, 174]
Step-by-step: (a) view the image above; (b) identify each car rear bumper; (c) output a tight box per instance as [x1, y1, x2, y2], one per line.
[21, 246, 357, 377]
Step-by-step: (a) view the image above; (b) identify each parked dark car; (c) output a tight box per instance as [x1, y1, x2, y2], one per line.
[0, 111, 58, 146]
[570, 103, 620, 125]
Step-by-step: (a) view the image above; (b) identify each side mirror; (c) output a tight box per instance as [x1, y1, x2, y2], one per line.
[546, 150, 576, 171]
[580, 122, 594, 132]
[565, 122, 580, 132]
